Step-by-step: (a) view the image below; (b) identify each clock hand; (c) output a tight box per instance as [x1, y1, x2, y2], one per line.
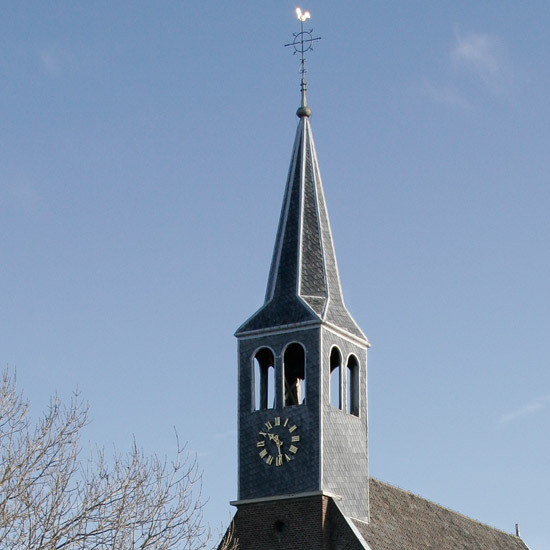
[270, 435, 283, 457]
[267, 433, 284, 454]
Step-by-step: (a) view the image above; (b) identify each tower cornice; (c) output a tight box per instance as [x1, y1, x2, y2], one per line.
[236, 319, 369, 348]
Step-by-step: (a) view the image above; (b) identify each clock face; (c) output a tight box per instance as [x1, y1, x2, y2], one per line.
[256, 416, 300, 467]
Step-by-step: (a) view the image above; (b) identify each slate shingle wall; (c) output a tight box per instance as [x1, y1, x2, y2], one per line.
[320, 326, 369, 520]
[238, 329, 321, 500]
[237, 324, 370, 522]
[236, 118, 368, 345]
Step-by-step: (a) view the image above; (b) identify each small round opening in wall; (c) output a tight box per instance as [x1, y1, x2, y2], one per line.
[273, 520, 286, 533]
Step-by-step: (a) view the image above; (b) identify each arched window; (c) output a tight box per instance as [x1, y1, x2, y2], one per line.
[253, 348, 275, 411]
[330, 347, 342, 409]
[347, 355, 359, 416]
[284, 343, 305, 406]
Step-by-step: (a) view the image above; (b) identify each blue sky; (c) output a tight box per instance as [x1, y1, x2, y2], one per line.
[1, 2, 549, 548]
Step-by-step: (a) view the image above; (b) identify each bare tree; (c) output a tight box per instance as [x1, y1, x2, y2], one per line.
[0, 370, 237, 550]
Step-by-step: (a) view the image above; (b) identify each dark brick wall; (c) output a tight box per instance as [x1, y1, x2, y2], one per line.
[225, 495, 366, 550]
[230, 495, 330, 550]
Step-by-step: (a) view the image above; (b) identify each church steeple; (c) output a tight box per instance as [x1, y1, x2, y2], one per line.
[236, 112, 367, 345]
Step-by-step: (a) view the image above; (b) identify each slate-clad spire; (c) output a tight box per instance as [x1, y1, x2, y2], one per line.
[236, 110, 367, 344]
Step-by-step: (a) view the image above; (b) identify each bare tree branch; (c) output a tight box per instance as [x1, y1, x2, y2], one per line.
[0, 369, 237, 550]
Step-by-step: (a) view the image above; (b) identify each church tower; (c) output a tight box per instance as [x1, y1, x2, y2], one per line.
[232, 13, 370, 535]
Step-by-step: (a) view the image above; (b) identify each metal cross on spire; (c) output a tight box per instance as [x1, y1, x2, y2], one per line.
[285, 7, 321, 117]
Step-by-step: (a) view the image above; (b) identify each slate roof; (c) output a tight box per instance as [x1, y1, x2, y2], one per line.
[236, 112, 368, 344]
[355, 479, 530, 550]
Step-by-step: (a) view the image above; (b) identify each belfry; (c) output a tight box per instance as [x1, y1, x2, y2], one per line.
[221, 11, 531, 550]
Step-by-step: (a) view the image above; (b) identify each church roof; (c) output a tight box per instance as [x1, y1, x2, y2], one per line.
[236, 112, 368, 345]
[355, 479, 529, 550]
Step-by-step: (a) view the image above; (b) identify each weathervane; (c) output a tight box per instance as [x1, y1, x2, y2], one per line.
[285, 7, 321, 117]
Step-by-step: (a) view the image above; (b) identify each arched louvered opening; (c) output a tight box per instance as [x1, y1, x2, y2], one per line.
[253, 347, 275, 411]
[284, 343, 305, 407]
[347, 354, 359, 416]
[330, 347, 342, 409]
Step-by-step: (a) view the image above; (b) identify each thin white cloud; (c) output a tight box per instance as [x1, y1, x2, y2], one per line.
[40, 49, 60, 74]
[420, 80, 471, 109]
[420, 28, 513, 106]
[451, 29, 510, 92]
[39, 46, 71, 75]
[500, 396, 549, 424]
[7, 179, 40, 210]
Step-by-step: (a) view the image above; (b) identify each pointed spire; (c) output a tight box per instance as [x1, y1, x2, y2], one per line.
[236, 11, 366, 344]
[236, 115, 367, 344]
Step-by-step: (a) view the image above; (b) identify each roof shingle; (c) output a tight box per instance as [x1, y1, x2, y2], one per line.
[355, 479, 529, 550]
